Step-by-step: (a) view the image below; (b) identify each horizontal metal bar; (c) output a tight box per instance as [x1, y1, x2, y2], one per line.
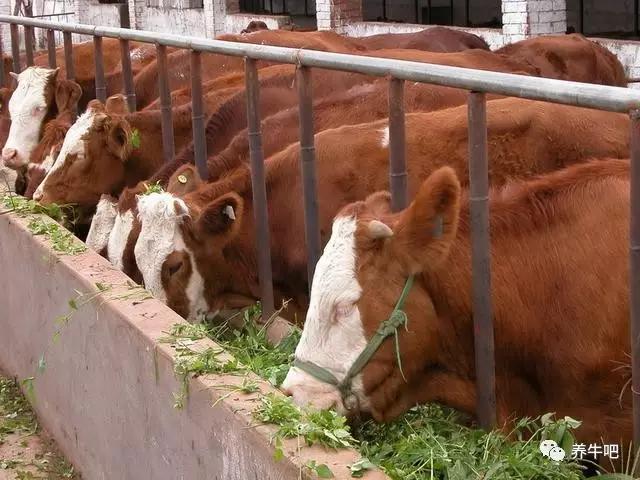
[1, 14, 639, 112]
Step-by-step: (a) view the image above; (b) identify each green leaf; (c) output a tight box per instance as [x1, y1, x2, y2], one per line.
[350, 458, 375, 477]
[68, 298, 78, 310]
[130, 128, 141, 149]
[314, 464, 334, 478]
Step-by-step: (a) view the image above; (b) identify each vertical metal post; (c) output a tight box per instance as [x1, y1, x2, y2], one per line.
[388, 78, 408, 212]
[449, 0, 453, 25]
[0, 25, 4, 87]
[46, 29, 56, 68]
[296, 66, 321, 290]
[120, 39, 136, 111]
[426, 0, 431, 23]
[157, 44, 175, 163]
[414, 0, 419, 23]
[63, 31, 74, 81]
[190, 51, 207, 179]
[630, 109, 640, 460]
[245, 58, 275, 320]
[578, 0, 584, 34]
[465, 0, 470, 27]
[93, 36, 106, 103]
[467, 91, 496, 431]
[10, 24, 20, 75]
[635, 0, 639, 37]
[119, 3, 131, 29]
[24, 3, 34, 67]
[382, 0, 387, 20]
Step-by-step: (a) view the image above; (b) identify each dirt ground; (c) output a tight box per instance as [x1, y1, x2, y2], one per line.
[0, 374, 80, 480]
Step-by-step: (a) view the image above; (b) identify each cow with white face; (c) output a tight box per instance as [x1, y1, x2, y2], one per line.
[2, 67, 80, 170]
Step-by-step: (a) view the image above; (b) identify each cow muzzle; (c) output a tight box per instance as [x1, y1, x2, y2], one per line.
[1, 147, 24, 170]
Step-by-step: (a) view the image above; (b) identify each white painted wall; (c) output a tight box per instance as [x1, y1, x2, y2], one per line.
[137, 6, 207, 36]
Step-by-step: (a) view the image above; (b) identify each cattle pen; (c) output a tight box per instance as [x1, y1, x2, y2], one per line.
[2, 14, 640, 478]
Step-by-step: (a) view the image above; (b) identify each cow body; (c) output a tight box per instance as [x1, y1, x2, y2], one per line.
[282, 159, 633, 446]
[352, 26, 489, 51]
[132, 98, 629, 321]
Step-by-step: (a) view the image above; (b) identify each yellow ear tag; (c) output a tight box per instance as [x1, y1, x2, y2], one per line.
[177, 175, 187, 184]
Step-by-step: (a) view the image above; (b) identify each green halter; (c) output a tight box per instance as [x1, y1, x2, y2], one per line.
[293, 275, 415, 410]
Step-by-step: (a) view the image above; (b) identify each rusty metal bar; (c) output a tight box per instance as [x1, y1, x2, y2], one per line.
[63, 31, 74, 80]
[630, 109, 640, 456]
[388, 78, 408, 212]
[0, 25, 4, 87]
[46, 29, 56, 68]
[120, 39, 136, 111]
[190, 50, 207, 179]
[94, 36, 106, 103]
[296, 66, 321, 289]
[468, 91, 496, 431]
[24, 5, 34, 67]
[245, 58, 275, 320]
[10, 23, 20, 74]
[156, 44, 174, 163]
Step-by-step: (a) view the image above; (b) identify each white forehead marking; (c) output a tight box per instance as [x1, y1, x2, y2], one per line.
[134, 192, 208, 320]
[107, 209, 134, 269]
[33, 109, 96, 200]
[86, 196, 117, 253]
[282, 216, 370, 411]
[380, 125, 389, 148]
[4, 67, 54, 166]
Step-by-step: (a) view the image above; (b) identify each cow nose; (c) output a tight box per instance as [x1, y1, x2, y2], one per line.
[1, 148, 18, 168]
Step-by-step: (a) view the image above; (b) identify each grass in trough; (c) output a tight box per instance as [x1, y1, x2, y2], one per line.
[1, 194, 86, 255]
[161, 306, 603, 480]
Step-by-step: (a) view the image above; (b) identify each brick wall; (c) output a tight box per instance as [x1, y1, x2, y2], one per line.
[502, 0, 567, 42]
[316, 0, 362, 32]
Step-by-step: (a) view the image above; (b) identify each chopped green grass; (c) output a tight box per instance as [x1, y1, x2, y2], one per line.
[141, 181, 164, 195]
[1, 194, 86, 255]
[0, 377, 78, 479]
[162, 308, 600, 479]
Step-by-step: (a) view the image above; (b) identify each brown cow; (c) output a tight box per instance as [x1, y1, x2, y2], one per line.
[133, 30, 364, 109]
[496, 33, 627, 86]
[132, 98, 629, 321]
[281, 158, 633, 446]
[32, 95, 195, 207]
[352, 26, 489, 52]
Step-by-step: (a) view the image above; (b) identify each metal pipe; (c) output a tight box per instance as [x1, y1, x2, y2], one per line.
[2, 16, 640, 113]
[465, 0, 470, 27]
[10, 23, 20, 74]
[190, 50, 207, 179]
[24, 2, 33, 67]
[468, 91, 496, 431]
[63, 31, 74, 80]
[382, 0, 386, 20]
[388, 78, 408, 212]
[630, 108, 640, 459]
[120, 39, 136, 111]
[244, 58, 275, 321]
[0, 26, 4, 87]
[94, 36, 106, 103]
[635, 0, 639, 37]
[296, 66, 321, 290]
[46, 29, 56, 68]
[156, 44, 175, 163]
[578, 0, 584, 34]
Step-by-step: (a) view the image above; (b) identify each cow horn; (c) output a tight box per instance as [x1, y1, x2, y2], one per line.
[224, 204, 236, 220]
[368, 219, 393, 239]
[9, 72, 18, 81]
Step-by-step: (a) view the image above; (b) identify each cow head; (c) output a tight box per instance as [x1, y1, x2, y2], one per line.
[33, 96, 133, 207]
[241, 20, 269, 34]
[133, 165, 247, 320]
[86, 194, 118, 256]
[281, 167, 462, 419]
[2, 68, 80, 170]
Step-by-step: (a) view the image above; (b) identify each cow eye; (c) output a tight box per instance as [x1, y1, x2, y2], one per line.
[32, 106, 45, 115]
[168, 259, 183, 277]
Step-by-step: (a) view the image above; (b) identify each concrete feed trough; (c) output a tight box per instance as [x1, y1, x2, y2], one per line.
[0, 210, 386, 480]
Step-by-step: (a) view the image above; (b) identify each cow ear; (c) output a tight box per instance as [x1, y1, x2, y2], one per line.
[49, 67, 60, 83]
[391, 166, 461, 272]
[197, 192, 244, 244]
[105, 94, 129, 115]
[107, 118, 132, 161]
[167, 164, 202, 196]
[55, 80, 82, 113]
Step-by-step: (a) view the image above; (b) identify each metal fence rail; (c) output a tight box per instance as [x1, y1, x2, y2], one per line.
[2, 15, 640, 450]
